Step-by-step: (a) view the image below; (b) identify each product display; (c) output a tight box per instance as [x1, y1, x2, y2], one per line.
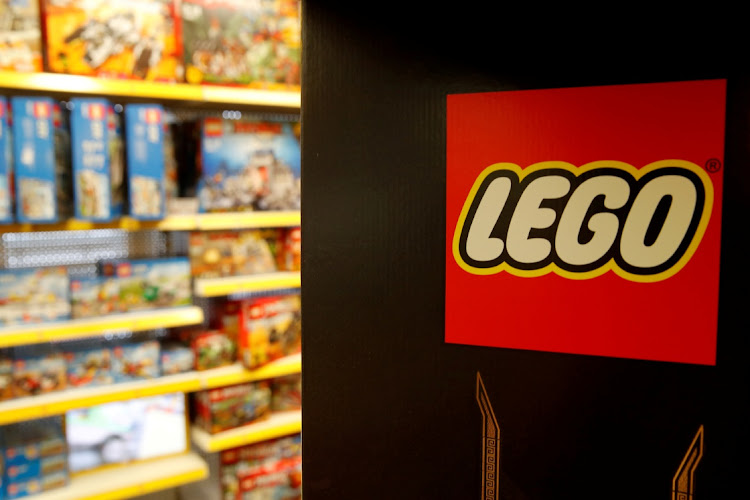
[270, 374, 301, 412]
[189, 229, 278, 278]
[64, 341, 113, 388]
[97, 257, 192, 311]
[1, 417, 68, 499]
[0, 0, 43, 73]
[198, 118, 301, 213]
[112, 339, 160, 382]
[0, 266, 71, 327]
[41, 0, 183, 81]
[124, 103, 166, 219]
[275, 227, 301, 272]
[181, 0, 301, 89]
[160, 342, 195, 375]
[223, 294, 301, 370]
[11, 346, 67, 397]
[191, 330, 236, 371]
[194, 381, 271, 434]
[66, 393, 188, 474]
[0, 97, 12, 224]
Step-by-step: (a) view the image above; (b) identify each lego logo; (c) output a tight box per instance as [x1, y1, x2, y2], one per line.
[453, 160, 713, 282]
[90, 103, 104, 120]
[34, 102, 49, 118]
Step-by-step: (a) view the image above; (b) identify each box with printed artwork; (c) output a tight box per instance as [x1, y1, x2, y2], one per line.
[69, 276, 121, 318]
[181, 0, 301, 90]
[11, 346, 67, 397]
[98, 257, 192, 311]
[0, 97, 13, 224]
[64, 342, 113, 388]
[124, 103, 166, 219]
[111, 339, 160, 382]
[40, 0, 183, 81]
[0, 266, 71, 327]
[198, 118, 301, 213]
[0, 0, 43, 73]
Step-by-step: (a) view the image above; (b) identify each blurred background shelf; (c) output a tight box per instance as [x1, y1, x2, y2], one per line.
[193, 271, 301, 298]
[0, 306, 205, 348]
[191, 410, 301, 453]
[0, 70, 300, 109]
[28, 452, 209, 500]
[0, 354, 301, 425]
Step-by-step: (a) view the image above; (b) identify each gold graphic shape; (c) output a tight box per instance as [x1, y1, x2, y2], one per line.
[672, 426, 704, 500]
[477, 372, 500, 500]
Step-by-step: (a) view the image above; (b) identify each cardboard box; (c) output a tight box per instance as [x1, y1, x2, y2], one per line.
[124, 104, 166, 219]
[198, 118, 301, 213]
[112, 340, 160, 382]
[0, 97, 12, 224]
[194, 382, 271, 434]
[11, 349, 67, 397]
[181, 0, 301, 90]
[97, 257, 192, 311]
[40, 0, 183, 81]
[0, 266, 71, 327]
[64, 343, 113, 387]
[69, 276, 122, 318]
[0, 0, 43, 72]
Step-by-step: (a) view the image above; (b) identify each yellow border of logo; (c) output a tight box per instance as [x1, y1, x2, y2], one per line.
[452, 160, 714, 283]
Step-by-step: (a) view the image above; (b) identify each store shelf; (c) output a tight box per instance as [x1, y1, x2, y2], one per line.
[0, 354, 301, 425]
[191, 410, 302, 453]
[0, 306, 205, 348]
[0, 70, 300, 109]
[29, 452, 208, 500]
[0, 211, 301, 233]
[194, 271, 301, 298]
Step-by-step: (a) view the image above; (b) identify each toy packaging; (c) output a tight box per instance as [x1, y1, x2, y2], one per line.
[124, 103, 166, 219]
[10, 97, 67, 223]
[97, 256, 192, 311]
[0, 0, 43, 73]
[270, 374, 301, 412]
[223, 294, 301, 370]
[237, 453, 302, 500]
[70, 97, 115, 221]
[40, 0, 183, 81]
[107, 104, 125, 218]
[191, 330, 236, 371]
[160, 342, 195, 375]
[69, 276, 121, 319]
[0, 266, 71, 327]
[112, 339, 160, 382]
[11, 347, 67, 397]
[64, 342, 113, 387]
[188, 229, 278, 278]
[52, 101, 74, 220]
[0, 97, 12, 224]
[181, 0, 301, 90]
[275, 226, 301, 272]
[0, 350, 12, 401]
[198, 118, 301, 213]
[194, 381, 271, 434]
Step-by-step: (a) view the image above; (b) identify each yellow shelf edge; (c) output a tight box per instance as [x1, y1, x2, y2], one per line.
[194, 271, 302, 297]
[0, 306, 204, 348]
[29, 452, 209, 500]
[191, 410, 302, 453]
[0, 71, 300, 108]
[196, 211, 301, 230]
[0, 355, 300, 425]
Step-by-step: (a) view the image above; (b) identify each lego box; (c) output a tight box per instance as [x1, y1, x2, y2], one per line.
[40, 0, 183, 81]
[0, 0, 43, 72]
[98, 257, 192, 311]
[69, 276, 121, 318]
[70, 98, 114, 221]
[198, 118, 301, 213]
[181, 0, 301, 90]
[124, 104, 166, 219]
[0, 266, 71, 327]
[0, 96, 13, 224]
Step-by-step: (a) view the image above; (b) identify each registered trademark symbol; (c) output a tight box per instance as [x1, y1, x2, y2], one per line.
[705, 158, 722, 173]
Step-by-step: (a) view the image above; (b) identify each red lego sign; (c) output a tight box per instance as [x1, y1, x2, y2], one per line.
[445, 80, 726, 365]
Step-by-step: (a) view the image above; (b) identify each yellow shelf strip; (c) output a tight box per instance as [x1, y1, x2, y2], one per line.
[193, 271, 301, 298]
[191, 410, 302, 453]
[0, 306, 204, 349]
[0, 70, 300, 108]
[0, 355, 301, 425]
[29, 452, 208, 500]
[0, 211, 301, 233]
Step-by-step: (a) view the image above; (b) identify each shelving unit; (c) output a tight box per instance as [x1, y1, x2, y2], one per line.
[193, 271, 302, 298]
[191, 410, 302, 453]
[0, 306, 204, 348]
[0, 354, 301, 425]
[28, 452, 209, 500]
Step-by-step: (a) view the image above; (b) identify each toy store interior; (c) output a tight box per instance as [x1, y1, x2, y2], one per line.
[0, 1, 302, 499]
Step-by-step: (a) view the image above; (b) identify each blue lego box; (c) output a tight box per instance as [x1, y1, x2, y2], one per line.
[0, 266, 71, 327]
[198, 118, 301, 213]
[10, 97, 72, 223]
[64, 341, 113, 388]
[0, 97, 13, 224]
[124, 104, 165, 220]
[69, 97, 114, 221]
[112, 340, 160, 382]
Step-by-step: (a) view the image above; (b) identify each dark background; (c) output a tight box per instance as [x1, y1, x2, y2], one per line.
[301, 3, 749, 498]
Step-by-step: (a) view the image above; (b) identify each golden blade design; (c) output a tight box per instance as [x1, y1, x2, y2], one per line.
[672, 425, 704, 500]
[477, 372, 500, 500]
